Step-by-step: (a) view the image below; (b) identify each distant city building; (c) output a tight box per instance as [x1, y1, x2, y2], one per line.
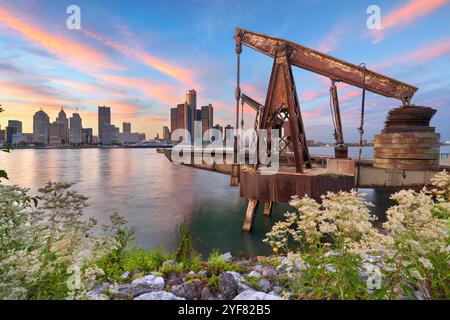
[224, 124, 234, 144]
[123, 122, 131, 133]
[8, 120, 22, 134]
[170, 103, 192, 141]
[201, 104, 214, 141]
[306, 140, 315, 146]
[139, 133, 146, 141]
[69, 113, 83, 144]
[361, 139, 368, 146]
[56, 108, 69, 143]
[82, 128, 93, 145]
[212, 124, 223, 142]
[33, 110, 50, 145]
[49, 122, 62, 146]
[98, 106, 113, 145]
[12, 133, 32, 145]
[162, 126, 170, 142]
[186, 89, 197, 139]
[116, 132, 141, 144]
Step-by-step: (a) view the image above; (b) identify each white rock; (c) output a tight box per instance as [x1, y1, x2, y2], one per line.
[132, 274, 165, 291]
[135, 291, 185, 300]
[233, 290, 281, 300]
[247, 271, 261, 278]
[222, 252, 233, 262]
[120, 271, 130, 279]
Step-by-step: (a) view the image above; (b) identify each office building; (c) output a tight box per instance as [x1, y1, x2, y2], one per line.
[69, 113, 83, 144]
[33, 110, 50, 145]
[56, 108, 69, 143]
[8, 120, 22, 134]
[163, 126, 170, 142]
[123, 122, 131, 133]
[201, 104, 214, 141]
[82, 128, 93, 145]
[98, 106, 113, 145]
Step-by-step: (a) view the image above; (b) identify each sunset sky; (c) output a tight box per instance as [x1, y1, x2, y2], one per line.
[0, 0, 449, 142]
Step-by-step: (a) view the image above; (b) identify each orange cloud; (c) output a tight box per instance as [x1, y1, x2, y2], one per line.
[371, 0, 448, 44]
[377, 37, 450, 69]
[0, 6, 121, 70]
[93, 73, 182, 106]
[82, 30, 199, 88]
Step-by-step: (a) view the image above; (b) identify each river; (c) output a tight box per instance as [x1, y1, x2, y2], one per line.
[1, 146, 449, 257]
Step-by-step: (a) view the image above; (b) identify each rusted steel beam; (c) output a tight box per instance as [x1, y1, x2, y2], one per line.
[235, 28, 418, 103]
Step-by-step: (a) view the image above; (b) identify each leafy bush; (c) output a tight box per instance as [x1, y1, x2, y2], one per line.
[264, 170, 450, 300]
[0, 182, 131, 299]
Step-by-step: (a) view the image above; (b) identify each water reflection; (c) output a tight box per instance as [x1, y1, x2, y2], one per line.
[0, 147, 421, 256]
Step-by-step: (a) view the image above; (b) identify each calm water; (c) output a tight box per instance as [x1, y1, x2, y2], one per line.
[1, 146, 448, 257]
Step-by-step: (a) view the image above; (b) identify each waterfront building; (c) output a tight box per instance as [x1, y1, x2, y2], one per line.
[186, 89, 197, 140]
[12, 133, 32, 145]
[212, 124, 223, 142]
[201, 104, 214, 141]
[163, 126, 170, 142]
[123, 122, 131, 133]
[116, 132, 141, 144]
[8, 120, 22, 134]
[69, 113, 83, 144]
[56, 108, 69, 143]
[49, 122, 62, 146]
[33, 110, 50, 145]
[82, 128, 93, 145]
[98, 106, 112, 144]
[138, 133, 146, 141]
[224, 124, 234, 144]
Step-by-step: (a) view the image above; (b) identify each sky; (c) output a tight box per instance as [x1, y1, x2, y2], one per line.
[0, 0, 449, 142]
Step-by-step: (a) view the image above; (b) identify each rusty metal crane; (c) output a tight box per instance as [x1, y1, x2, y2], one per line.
[234, 28, 420, 172]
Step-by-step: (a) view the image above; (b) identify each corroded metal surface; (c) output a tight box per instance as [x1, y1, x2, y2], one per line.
[373, 106, 440, 170]
[235, 28, 418, 103]
[239, 167, 354, 202]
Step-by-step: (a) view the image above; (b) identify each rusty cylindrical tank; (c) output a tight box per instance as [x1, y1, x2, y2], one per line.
[373, 106, 440, 170]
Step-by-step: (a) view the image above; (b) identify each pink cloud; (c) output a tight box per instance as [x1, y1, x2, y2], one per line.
[371, 0, 448, 44]
[0, 6, 122, 70]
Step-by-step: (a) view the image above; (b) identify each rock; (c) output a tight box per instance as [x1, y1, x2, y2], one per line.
[198, 269, 211, 278]
[222, 252, 233, 262]
[186, 271, 196, 277]
[170, 280, 203, 300]
[120, 271, 130, 279]
[258, 279, 272, 293]
[166, 273, 184, 287]
[218, 272, 238, 299]
[235, 259, 251, 266]
[247, 271, 261, 278]
[135, 291, 185, 300]
[132, 274, 165, 290]
[86, 283, 110, 300]
[162, 260, 176, 268]
[238, 282, 253, 294]
[233, 290, 281, 300]
[227, 271, 245, 283]
[253, 265, 276, 278]
[112, 274, 165, 299]
[272, 286, 283, 294]
[200, 287, 215, 300]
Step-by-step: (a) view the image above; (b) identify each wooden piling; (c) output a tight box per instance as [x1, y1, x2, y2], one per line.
[263, 201, 273, 216]
[242, 199, 258, 232]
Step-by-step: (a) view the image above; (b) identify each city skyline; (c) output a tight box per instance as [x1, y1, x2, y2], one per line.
[0, 1, 449, 142]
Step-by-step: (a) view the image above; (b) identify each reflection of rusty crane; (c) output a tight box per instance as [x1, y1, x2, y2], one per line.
[233, 28, 440, 232]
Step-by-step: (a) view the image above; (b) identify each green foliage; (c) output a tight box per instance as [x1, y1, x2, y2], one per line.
[207, 274, 219, 291]
[207, 249, 242, 275]
[175, 222, 197, 263]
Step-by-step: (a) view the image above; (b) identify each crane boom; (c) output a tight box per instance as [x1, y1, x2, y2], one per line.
[235, 28, 418, 103]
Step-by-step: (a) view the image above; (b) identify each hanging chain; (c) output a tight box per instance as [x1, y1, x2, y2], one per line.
[356, 63, 367, 191]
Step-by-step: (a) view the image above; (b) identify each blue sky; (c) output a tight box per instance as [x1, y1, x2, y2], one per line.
[0, 0, 449, 142]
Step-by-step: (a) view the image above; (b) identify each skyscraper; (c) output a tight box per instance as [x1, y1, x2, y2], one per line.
[33, 110, 50, 145]
[8, 120, 22, 134]
[56, 108, 69, 144]
[186, 89, 197, 110]
[98, 106, 112, 144]
[201, 104, 214, 141]
[69, 113, 83, 144]
[163, 126, 170, 142]
[123, 122, 131, 133]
